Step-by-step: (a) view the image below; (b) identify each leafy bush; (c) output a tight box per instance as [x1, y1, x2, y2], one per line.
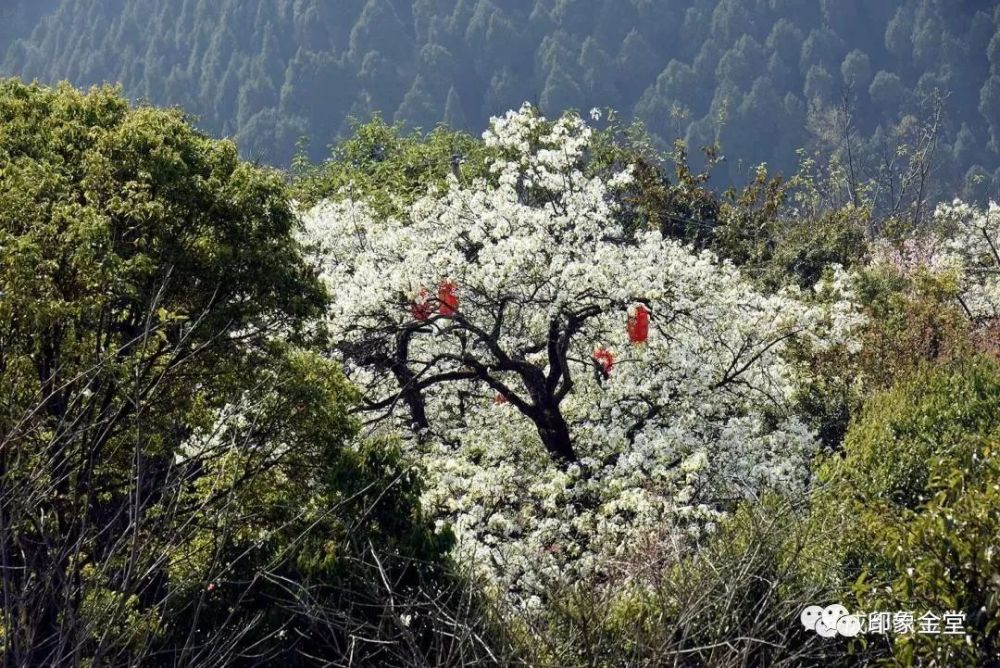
[0, 80, 500, 667]
[292, 116, 490, 216]
[813, 356, 1000, 665]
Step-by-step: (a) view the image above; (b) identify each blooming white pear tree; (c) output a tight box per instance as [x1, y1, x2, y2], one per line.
[302, 105, 862, 594]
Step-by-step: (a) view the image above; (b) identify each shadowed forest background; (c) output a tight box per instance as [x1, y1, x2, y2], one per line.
[3, 0, 1000, 196]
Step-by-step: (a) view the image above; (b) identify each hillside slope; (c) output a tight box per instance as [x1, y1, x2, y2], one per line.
[3, 0, 1000, 196]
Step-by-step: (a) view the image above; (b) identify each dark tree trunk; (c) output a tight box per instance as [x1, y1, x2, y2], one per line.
[532, 404, 576, 464]
[402, 386, 430, 432]
[391, 329, 431, 433]
[392, 366, 430, 432]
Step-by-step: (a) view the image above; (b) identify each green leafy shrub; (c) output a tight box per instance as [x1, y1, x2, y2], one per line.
[0, 80, 501, 666]
[813, 356, 1000, 665]
[292, 116, 490, 215]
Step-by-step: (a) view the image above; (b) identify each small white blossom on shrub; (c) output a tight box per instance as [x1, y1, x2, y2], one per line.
[934, 200, 1000, 324]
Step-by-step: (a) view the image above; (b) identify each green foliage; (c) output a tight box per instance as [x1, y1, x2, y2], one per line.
[162, 350, 461, 664]
[813, 357, 1000, 665]
[710, 167, 869, 290]
[0, 78, 317, 662]
[790, 254, 977, 451]
[293, 115, 491, 216]
[506, 494, 854, 667]
[0, 1, 59, 53]
[853, 267, 975, 389]
[0, 77, 325, 457]
[0, 80, 475, 666]
[586, 117, 721, 241]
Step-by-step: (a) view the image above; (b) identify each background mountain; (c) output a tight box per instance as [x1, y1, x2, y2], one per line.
[3, 0, 1000, 196]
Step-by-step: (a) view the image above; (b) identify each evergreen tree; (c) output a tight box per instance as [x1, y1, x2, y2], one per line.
[443, 84, 468, 127]
[349, 0, 411, 63]
[841, 49, 872, 88]
[870, 69, 905, 109]
[395, 73, 440, 129]
[616, 29, 660, 99]
[540, 63, 584, 116]
[980, 74, 1000, 151]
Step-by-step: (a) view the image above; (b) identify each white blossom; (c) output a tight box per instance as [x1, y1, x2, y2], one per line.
[934, 200, 1000, 323]
[300, 106, 863, 597]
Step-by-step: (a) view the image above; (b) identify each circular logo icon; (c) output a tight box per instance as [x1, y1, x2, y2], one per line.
[836, 614, 862, 638]
[814, 619, 837, 638]
[800, 605, 824, 631]
[823, 604, 849, 631]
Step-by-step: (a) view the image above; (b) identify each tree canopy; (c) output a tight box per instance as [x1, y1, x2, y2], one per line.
[0, 79, 473, 666]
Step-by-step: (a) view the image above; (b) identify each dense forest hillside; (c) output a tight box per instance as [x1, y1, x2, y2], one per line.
[4, 0, 1000, 194]
[0, 1, 58, 49]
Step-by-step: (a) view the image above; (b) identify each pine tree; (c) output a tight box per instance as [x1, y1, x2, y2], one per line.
[349, 0, 411, 63]
[443, 84, 467, 128]
[540, 63, 583, 116]
[395, 73, 439, 129]
[841, 49, 872, 88]
[616, 29, 660, 99]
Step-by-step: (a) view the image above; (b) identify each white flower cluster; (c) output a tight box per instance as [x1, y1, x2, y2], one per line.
[933, 200, 1000, 323]
[300, 106, 863, 597]
[869, 236, 953, 277]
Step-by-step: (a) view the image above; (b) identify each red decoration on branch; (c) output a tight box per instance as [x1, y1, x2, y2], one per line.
[627, 303, 650, 344]
[410, 286, 432, 321]
[593, 346, 615, 376]
[438, 280, 459, 316]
